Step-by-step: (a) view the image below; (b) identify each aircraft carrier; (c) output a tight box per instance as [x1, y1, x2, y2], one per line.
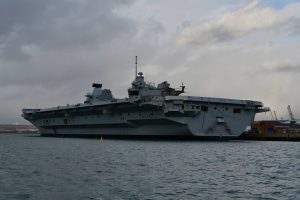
[22, 57, 269, 139]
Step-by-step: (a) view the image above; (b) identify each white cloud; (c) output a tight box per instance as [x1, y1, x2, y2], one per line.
[175, 0, 300, 46]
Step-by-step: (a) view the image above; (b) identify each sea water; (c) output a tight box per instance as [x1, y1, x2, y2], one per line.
[0, 134, 299, 200]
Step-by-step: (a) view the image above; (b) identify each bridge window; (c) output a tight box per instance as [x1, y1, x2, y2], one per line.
[129, 90, 139, 96]
[64, 118, 68, 124]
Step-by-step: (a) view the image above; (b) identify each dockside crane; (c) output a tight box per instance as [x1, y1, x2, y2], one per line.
[269, 109, 274, 120]
[287, 105, 296, 124]
[273, 110, 278, 121]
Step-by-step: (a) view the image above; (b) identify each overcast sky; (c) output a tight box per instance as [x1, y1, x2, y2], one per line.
[1, 0, 300, 124]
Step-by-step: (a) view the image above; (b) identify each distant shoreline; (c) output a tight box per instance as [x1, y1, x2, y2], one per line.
[0, 124, 38, 134]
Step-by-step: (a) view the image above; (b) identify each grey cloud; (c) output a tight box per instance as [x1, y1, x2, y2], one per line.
[0, 0, 136, 61]
[287, 18, 300, 35]
[0, 0, 140, 88]
[138, 18, 165, 43]
[274, 64, 300, 73]
[257, 63, 300, 74]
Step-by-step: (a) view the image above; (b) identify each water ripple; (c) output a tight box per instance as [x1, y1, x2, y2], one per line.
[0, 134, 299, 200]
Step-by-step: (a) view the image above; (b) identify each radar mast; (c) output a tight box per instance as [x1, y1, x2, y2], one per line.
[135, 56, 138, 78]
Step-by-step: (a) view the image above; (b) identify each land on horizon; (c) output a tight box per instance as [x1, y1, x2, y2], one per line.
[0, 124, 38, 133]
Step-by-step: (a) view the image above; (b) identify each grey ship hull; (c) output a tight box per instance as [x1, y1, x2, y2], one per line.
[23, 96, 268, 139]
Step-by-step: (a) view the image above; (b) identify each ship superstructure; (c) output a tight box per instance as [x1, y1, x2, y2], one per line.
[22, 58, 269, 139]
